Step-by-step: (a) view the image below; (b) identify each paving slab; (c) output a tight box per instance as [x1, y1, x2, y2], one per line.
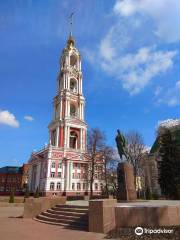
[0, 218, 105, 240]
[0, 207, 24, 218]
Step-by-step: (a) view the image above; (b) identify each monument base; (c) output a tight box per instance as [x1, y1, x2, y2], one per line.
[117, 162, 137, 201]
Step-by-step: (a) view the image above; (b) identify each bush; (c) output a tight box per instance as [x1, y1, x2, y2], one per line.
[101, 188, 109, 198]
[152, 193, 159, 200]
[67, 196, 84, 201]
[34, 187, 40, 198]
[174, 186, 180, 200]
[145, 187, 153, 200]
[9, 189, 15, 203]
[24, 185, 30, 198]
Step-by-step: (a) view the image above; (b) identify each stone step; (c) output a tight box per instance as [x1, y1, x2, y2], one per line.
[34, 204, 89, 231]
[52, 206, 88, 213]
[42, 211, 88, 221]
[34, 217, 88, 231]
[37, 214, 88, 227]
[57, 204, 89, 210]
[47, 209, 87, 217]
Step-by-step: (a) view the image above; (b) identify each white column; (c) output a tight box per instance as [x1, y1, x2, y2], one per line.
[67, 100, 70, 117]
[65, 99, 68, 117]
[63, 74, 66, 89]
[66, 74, 68, 89]
[82, 129, 84, 150]
[80, 103, 82, 119]
[79, 79, 81, 94]
[77, 79, 79, 94]
[47, 159, 51, 178]
[77, 59, 80, 71]
[66, 55, 69, 66]
[82, 104, 84, 120]
[80, 129, 83, 149]
[66, 161, 69, 191]
[67, 76, 70, 89]
[80, 79, 82, 94]
[78, 104, 81, 119]
[69, 162, 72, 190]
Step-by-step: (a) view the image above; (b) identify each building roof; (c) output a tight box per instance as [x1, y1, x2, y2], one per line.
[0, 166, 22, 174]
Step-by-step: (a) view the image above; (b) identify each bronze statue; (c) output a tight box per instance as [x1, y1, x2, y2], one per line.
[115, 129, 128, 161]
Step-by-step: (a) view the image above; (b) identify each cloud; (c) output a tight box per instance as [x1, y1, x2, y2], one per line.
[157, 81, 180, 106]
[100, 45, 176, 95]
[82, 0, 178, 96]
[154, 86, 163, 97]
[24, 115, 34, 121]
[81, 48, 95, 64]
[0, 110, 19, 128]
[114, 0, 180, 43]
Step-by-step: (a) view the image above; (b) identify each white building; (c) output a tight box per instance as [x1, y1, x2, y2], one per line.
[28, 33, 104, 197]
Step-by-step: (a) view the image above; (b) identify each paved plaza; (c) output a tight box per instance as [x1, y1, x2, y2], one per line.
[116, 200, 180, 207]
[0, 206, 24, 218]
[0, 218, 106, 240]
[0, 201, 180, 240]
[0, 205, 105, 240]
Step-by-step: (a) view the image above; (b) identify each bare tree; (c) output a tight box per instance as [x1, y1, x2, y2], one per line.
[125, 131, 145, 192]
[87, 128, 106, 198]
[101, 146, 114, 195]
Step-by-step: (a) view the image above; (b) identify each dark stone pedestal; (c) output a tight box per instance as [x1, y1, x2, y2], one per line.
[117, 162, 137, 201]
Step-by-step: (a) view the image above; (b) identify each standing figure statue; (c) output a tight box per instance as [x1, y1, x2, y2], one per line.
[115, 129, 128, 161]
[115, 129, 137, 200]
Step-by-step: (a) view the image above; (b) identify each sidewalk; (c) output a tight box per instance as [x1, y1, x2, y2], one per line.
[0, 218, 105, 240]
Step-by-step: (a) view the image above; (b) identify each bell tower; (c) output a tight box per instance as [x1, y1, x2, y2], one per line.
[48, 34, 87, 152]
[28, 15, 104, 197]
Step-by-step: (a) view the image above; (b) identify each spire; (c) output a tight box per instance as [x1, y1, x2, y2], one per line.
[70, 12, 74, 37]
[67, 12, 75, 48]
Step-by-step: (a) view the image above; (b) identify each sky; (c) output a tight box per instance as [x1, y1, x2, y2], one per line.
[0, 0, 180, 167]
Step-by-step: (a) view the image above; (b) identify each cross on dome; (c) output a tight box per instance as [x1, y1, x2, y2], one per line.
[67, 12, 75, 48]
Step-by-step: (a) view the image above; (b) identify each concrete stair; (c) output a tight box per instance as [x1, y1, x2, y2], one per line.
[34, 204, 89, 231]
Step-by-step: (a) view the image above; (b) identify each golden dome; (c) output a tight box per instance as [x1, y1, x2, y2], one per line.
[67, 35, 75, 48]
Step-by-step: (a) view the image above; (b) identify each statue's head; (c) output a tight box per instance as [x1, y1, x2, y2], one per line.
[117, 129, 121, 135]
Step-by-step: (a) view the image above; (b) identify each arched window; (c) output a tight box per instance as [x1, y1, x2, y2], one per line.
[51, 130, 56, 146]
[54, 104, 58, 119]
[57, 182, 61, 190]
[58, 161, 62, 168]
[70, 78, 77, 92]
[51, 161, 55, 168]
[95, 183, 98, 190]
[77, 183, 81, 190]
[50, 182, 54, 190]
[70, 55, 77, 68]
[69, 131, 78, 149]
[70, 104, 77, 117]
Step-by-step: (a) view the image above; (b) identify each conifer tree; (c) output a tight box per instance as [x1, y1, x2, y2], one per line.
[158, 129, 179, 199]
